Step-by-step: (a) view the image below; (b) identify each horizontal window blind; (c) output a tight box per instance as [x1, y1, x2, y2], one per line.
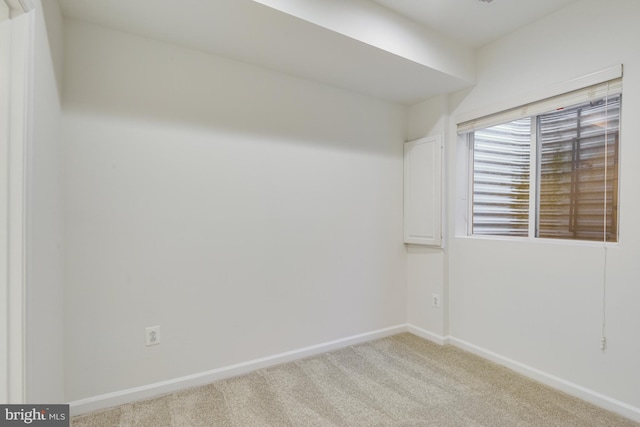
[537, 95, 620, 242]
[458, 78, 622, 134]
[472, 118, 531, 236]
[463, 71, 622, 242]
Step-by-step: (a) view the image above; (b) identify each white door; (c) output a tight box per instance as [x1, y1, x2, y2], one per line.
[404, 135, 443, 247]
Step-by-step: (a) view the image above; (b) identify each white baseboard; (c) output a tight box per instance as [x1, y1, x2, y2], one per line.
[70, 325, 640, 423]
[448, 336, 640, 423]
[405, 324, 449, 345]
[69, 324, 407, 416]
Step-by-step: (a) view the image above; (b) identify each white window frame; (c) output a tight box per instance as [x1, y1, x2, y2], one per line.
[456, 66, 623, 245]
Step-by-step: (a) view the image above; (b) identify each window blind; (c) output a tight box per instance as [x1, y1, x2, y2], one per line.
[472, 118, 531, 236]
[463, 69, 623, 242]
[537, 95, 620, 241]
[458, 78, 622, 134]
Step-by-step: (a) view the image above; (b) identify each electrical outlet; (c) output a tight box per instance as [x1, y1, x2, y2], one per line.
[432, 293, 441, 308]
[145, 326, 161, 346]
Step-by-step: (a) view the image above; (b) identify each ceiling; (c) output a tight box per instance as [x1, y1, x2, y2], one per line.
[57, 0, 579, 105]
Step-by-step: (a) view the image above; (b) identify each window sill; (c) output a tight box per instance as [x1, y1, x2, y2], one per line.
[455, 234, 619, 248]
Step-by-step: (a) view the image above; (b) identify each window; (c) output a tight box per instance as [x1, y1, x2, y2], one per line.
[460, 78, 621, 243]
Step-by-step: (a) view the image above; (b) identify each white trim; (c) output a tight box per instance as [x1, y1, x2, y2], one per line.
[455, 231, 622, 249]
[68, 325, 640, 423]
[69, 324, 407, 416]
[4, 0, 33, 16]
[448, 336, 640, 423]
[17, 0, 34, 13]
[455, 65, 623, 128]
[405, 324, 449, 345]
[0, 5, 11, 405]
[1, 6, 32, 405]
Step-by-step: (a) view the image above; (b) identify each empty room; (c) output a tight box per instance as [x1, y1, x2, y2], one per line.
[2, 0, 640, 425]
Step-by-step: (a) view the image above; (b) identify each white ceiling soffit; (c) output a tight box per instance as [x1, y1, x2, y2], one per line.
[253, 0, 474, 83]
[58, 0, 475, 105]
[372, 0, 579, 48]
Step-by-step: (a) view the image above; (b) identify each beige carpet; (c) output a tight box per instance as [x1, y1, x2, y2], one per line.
[72, 333, 638, 426]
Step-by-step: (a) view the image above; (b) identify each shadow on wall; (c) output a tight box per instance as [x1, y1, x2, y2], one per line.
[62, 19, 407, 154]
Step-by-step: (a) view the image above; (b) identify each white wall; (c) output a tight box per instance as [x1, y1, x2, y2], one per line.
[443, 0, 640, 415]
[26, 0, 64, 403]
[61, 19, 408, 401]
[405, 95, 448, 338]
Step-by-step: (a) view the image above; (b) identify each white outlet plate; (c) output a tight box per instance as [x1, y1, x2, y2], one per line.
[432, 293, 441, 308]
[145, 325, 161, 346]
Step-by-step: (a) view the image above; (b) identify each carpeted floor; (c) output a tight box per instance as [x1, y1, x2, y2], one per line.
[72, 333, 638, 426]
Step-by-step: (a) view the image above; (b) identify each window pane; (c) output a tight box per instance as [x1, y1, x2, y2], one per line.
[472, 118, 531, 236]
[537, 95, 620, 242]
